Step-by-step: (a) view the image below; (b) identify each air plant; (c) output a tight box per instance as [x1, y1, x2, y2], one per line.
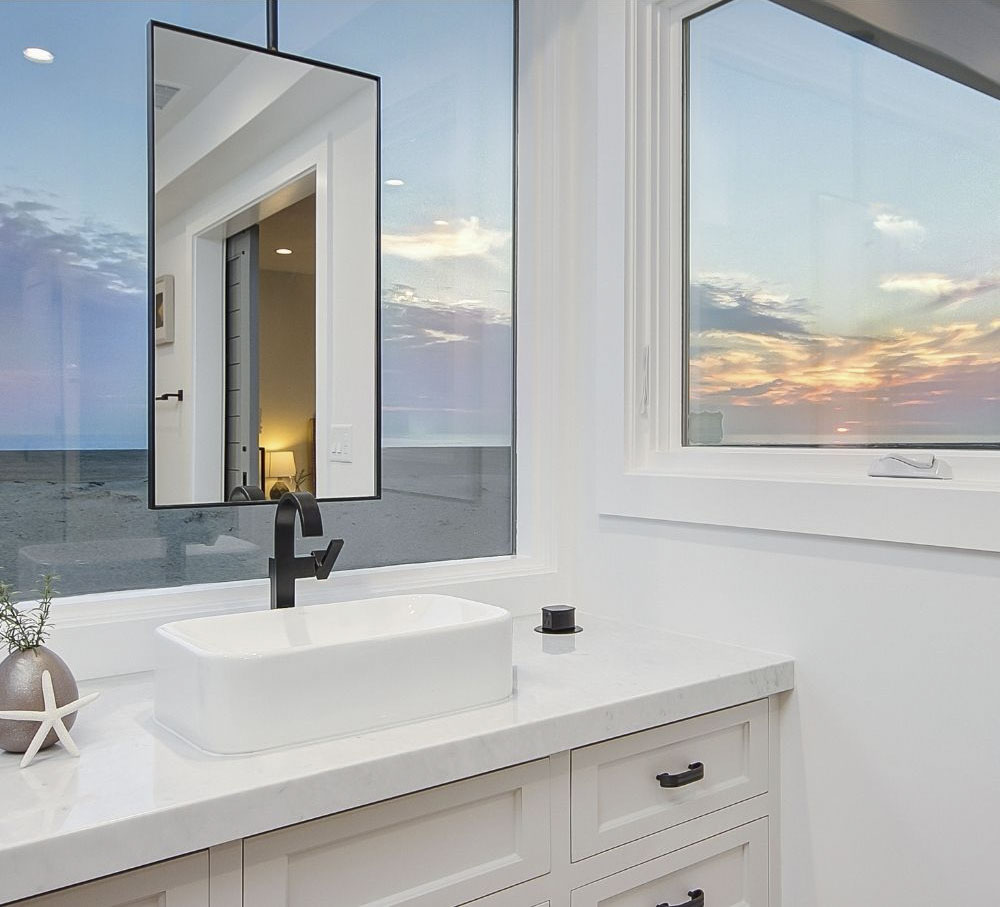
[0, 574, 57, 653]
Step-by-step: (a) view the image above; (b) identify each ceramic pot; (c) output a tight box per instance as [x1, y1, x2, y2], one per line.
[0, 646, 79, 754]
[269, 480, 291, 500]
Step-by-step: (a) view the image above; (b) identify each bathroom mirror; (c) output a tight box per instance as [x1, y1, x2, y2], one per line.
[148, 23, 380, 507]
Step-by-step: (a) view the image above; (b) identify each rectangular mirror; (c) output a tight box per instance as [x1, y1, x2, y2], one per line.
[148, 22, 380, 507]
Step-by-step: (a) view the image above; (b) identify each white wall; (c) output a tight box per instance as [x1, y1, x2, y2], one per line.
[575, 521, 1000, 905]
[152, 221, 193, 501]
[547, 1, 1000, 903]
[318, 87, 378, 499]
[259, 268, 315, 495]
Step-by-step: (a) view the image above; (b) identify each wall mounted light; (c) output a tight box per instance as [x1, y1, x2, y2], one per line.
[384, 178, 405, 187]
[275, 248, 292, 255]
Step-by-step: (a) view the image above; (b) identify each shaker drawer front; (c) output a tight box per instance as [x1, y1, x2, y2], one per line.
[13, 852, 210, 907]
[571, 700, 768, 859]
[243, 759, 551, 907]
[571, 819, 768, 907]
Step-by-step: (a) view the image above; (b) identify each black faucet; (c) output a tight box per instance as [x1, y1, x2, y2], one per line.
[269, 491, 344, 609]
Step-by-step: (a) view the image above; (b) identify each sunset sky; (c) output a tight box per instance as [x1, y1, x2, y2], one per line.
[1, 0, 993, 451]
[688, 0, 1000, 444]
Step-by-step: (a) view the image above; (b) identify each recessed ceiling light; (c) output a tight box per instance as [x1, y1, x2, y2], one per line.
[23, 47, 54, 64]
[433, 219, 449, 226]
[275, 248, 292, 255]
[384, 178, 405, 187]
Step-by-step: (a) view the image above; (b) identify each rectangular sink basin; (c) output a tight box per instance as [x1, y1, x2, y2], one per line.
[154, 594, 513, 754]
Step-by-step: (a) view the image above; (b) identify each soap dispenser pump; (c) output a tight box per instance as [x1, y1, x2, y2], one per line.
[535, 604, 583, 634]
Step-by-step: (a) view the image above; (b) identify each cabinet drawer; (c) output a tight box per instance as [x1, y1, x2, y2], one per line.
[243, 759, 551, 907]
[571, 819, 768, 907]
[571, 700, 768, 859]
[12, 852, 209, 907]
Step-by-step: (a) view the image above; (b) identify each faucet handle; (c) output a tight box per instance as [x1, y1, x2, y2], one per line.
[312, 539, 345, 580]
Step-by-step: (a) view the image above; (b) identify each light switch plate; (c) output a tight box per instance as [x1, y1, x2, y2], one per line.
[329, 424, 353, 463]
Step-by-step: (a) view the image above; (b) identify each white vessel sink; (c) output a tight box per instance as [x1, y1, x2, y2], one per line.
[153, 594, 513, 754]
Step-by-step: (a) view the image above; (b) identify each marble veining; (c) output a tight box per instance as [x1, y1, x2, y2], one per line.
[0, 613, 793, 904]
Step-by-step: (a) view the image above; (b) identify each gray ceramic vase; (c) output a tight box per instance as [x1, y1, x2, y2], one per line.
[0, 646, 79, 754]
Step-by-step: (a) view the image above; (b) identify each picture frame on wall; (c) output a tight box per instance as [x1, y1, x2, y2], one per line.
[155, 275, 175, 345]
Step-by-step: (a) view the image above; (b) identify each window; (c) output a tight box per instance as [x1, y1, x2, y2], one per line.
[684, 0, 1000, 448]
[602, 0, 1000, 550]
[0, 1, 515, 597]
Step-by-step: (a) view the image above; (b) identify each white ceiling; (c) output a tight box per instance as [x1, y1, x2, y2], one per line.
[153, 29, 247, 136]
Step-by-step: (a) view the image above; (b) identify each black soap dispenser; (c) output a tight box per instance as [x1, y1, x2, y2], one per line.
[535, 604, 583, 634]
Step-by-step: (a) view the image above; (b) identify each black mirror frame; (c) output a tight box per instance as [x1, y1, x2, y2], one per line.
[146, 20, 382, 509]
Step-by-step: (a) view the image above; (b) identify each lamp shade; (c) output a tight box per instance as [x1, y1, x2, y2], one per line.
[268, 450, 297, 478]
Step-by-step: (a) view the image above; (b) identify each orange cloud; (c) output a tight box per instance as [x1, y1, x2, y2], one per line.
[691, 321, 1000, 408]
[383, 217, 510, 262]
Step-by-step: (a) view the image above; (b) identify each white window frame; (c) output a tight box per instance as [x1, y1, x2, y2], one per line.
[597, 0, 1000, 551]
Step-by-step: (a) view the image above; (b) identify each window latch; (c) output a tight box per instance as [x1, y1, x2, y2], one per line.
[639, 345, 650, 415]
[868, 454, 952, 480]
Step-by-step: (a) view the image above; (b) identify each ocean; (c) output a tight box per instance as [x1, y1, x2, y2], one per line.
[0, 447, 513, 598]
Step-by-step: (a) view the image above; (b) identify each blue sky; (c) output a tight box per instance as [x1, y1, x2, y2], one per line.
[687, 0, 1000, 444]
[0, 0, 513, 449]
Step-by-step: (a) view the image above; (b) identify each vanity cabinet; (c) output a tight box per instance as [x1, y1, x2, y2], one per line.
[241, 697, 777, 907]
[570, 699, 768, 860]
[242, 759, 551, 907]
[13, 851, 209, 907]
[570, 820, 768, 907]
[12, 698, 778, 907]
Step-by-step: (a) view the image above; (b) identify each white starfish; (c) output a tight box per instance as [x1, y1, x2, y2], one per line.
[0, 670, 100, 768]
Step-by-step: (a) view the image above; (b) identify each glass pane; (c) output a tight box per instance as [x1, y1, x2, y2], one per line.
[685, 0, 1000, 447]
[281, 0, 515, 470]
[0, 1, 514, 598]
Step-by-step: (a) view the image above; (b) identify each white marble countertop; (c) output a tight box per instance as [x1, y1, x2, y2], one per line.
[0, 614, 792, 904]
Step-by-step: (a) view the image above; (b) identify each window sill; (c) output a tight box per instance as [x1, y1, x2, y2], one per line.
[599, 467, 1000, 552]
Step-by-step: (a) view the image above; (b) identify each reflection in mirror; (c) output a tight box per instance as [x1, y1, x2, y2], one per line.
[149, 23, 380, 507]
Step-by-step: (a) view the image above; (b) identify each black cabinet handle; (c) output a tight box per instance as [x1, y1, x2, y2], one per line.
[656, 889, 704, 907]
[155, 389, 184, 402]
[656, 762, 704, 788]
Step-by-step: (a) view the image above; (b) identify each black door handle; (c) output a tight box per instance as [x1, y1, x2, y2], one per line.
[656, 762, 704, 788]
[656, 889, 704, 907]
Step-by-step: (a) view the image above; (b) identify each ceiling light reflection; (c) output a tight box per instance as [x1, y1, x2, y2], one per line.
[23, 47, 54, 64]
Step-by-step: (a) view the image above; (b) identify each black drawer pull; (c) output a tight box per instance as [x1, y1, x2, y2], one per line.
[656, 762, 704, 788]
[656, 889, 704, 907]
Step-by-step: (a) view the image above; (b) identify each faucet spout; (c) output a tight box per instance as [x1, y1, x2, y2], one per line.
[269, 492, 343, 609]
[273, 492, 323, 559]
